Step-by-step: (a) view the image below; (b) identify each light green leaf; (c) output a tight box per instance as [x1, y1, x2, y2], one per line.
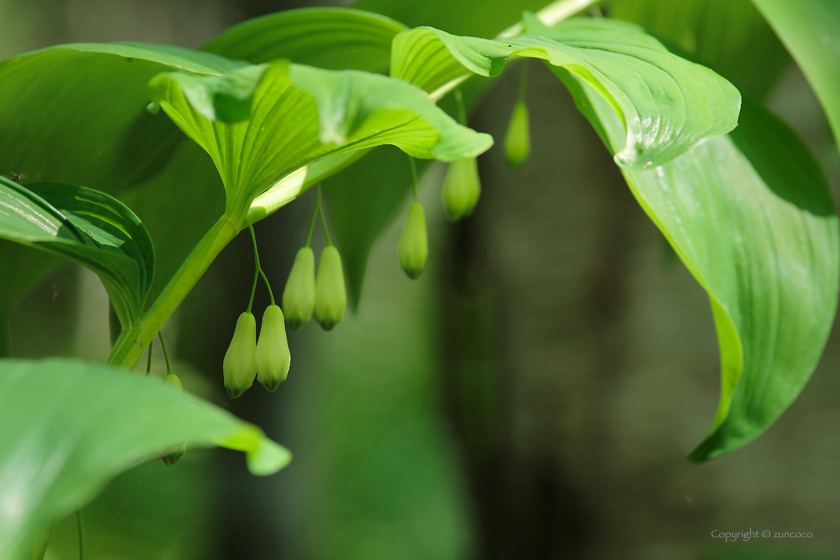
[0, 177, 154, 329]
[751, 0, 840, 149]
[148, 60, 493, 214]
[559, 69, 839, 461]
[202, 7, 406, 72]
[0, 358, 290, 560]
[609, 0, 791, 101]
[392, 17, 741, 169]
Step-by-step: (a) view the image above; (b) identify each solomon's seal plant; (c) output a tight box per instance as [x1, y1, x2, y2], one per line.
[1, 1, 838, 558]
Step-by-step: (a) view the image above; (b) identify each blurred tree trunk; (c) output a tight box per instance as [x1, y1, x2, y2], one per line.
[441, 62, 641, 559]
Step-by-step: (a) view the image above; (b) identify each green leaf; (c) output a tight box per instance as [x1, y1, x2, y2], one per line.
[202, 7, 406, 72]
[559, 69, 839, 461]
[0, 358, 290, 560]
[0, 177, 154, 329]
[148, 60, 493, 213]
[391, 17, 742, 169]
[751, 0, 840, 149]
[354, 0, 556, 37]
[609, 0, 791, 101]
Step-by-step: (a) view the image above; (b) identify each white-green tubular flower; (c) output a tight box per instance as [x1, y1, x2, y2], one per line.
[504, 100, 530, 170]
[282, 247, 315, 330]
[442, 157, 481, 221]
[223, 312, 257, 398]
[314, 246, 346, 331]
[256, 304, 291, 391]
[398, 202, 429, 279]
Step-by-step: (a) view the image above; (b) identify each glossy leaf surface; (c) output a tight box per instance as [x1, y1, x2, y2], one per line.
[559, 69, 839, 461]
[202, 7, 406, 72]
[751, 0, 840, 148]
[0, 177, 154, 328]
[0, 358, 290, 560]
[610, 0, 790, 101]
[148, 60, 493, 212]
[392, 17, 741, 169]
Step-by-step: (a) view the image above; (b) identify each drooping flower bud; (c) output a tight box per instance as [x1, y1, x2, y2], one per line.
[223, 312, 257, 398]
[256, 304, 291, 391]
[398, 202, 428, 279]
[442, 158, 481, 221]
[314, 246, 346, 331]
[504, 100, 530, 170]
[282, 247, 315, 330]
[164, 372, 182, 391]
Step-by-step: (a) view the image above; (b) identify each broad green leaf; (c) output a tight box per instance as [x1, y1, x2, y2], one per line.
[558, 68, 839, 461]
[202, 7, 406, 73]
[751, 0, 840, 149]
[392, 17, 742, 169]
[0, 42, 244, 326]
[0, 42, 241, 193]
[0, 177, 154, 329]
[148, 60, 493, 215]
[0, 358, 290, 560]
[609, 0, 791, 101]
[354, 0, 556, 37]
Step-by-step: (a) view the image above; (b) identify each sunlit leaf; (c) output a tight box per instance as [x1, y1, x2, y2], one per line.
[0, 358, 291, 560]
[751, 0, 840, 149]
[0, 177, 154, 329]
[559, 68, 839, 461]
[609, 0, 790, 101]
[148, 60, 493, 214]
[392, 16, 741, 169]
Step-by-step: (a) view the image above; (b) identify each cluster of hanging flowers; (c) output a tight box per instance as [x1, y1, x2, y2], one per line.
[224, 186, 346, 399]
[150, 66, 531, 468]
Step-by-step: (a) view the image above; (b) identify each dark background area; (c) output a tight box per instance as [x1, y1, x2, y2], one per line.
[2, 0, 840, 558]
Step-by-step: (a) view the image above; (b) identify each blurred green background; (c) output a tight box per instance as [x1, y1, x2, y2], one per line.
[2, 0, 840, 559]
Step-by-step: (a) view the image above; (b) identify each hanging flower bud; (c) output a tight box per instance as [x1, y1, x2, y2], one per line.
[314, 246, 346, 331]
[282, 247, 315, 330]
[223, 312, 257, 398]
[442, 158, 481, 221]
[398, 202, 429, 279]
[504, 100, 530, 170]
[164, 372, 182, 391]
[256, 304, 291, 391]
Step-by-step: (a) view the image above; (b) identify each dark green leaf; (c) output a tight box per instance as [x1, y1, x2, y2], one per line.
[202, 7, 406, 72]
[559, 68, 839, 461]
[392, 17, 742, 169]
[0, 358, 290, 560]
[751, 0, 840, 148]
[0, 177, 154, 329]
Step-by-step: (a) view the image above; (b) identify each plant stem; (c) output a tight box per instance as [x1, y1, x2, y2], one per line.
[454, 89, 467, 125]
[248, 223, 275, 306]
[518, 60, 529, 104]
[317, 185, 333, 247]
[145, 341, 153, 376]
[409, 157, 419, 202]
[108, 212, 245, 369]
[158, 332, 171, 375]
[305, 189, 320, 247]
